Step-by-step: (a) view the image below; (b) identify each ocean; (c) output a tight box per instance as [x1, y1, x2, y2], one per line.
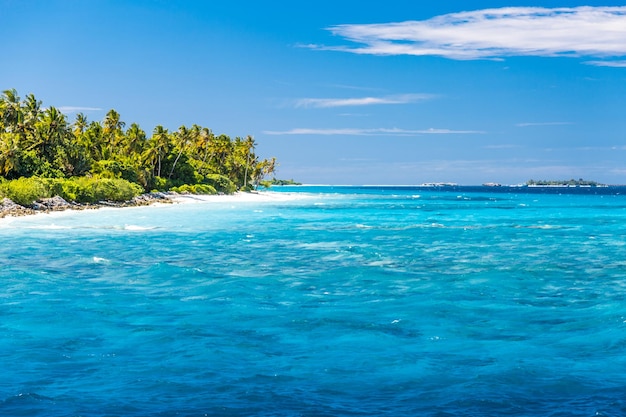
[1, 185, 626, 416]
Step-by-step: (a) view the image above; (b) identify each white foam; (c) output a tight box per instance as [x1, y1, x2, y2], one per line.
[27, 224, 70, 230]
[124, 225, 156, 231]
[169, 191, 314, 204]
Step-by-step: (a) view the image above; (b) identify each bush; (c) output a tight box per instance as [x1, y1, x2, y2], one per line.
[0, 177, 51, 206]
[72, 177, 143, 203]
[194, 184, 217, 194]
[91, 159, 139, 183]
[202, 174, 236, 194]
[151, 176, 169, 191]
[170, 184, 217, 195]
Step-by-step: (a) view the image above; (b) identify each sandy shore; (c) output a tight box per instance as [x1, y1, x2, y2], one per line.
[0, 190, 308, 219]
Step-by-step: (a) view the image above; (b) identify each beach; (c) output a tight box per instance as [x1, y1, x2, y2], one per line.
[0, 190, 302, 219]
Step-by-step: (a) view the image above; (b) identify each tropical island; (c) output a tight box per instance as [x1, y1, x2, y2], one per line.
[0, 89, 279, 213]
[526, 179, 607, 187]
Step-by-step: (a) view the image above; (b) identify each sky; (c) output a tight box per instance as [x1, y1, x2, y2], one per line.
[2, 0, 626, 185]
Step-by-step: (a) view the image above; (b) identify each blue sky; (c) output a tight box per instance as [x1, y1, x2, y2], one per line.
[3, 1, 626, 185]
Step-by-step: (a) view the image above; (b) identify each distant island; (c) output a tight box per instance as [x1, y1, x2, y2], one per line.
[270, 178, 302, 186]
[526, 179, 607, 187]
[0, 88, 279, 207]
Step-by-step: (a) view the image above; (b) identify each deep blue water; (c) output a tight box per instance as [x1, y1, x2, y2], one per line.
[2, 186, 626, 416]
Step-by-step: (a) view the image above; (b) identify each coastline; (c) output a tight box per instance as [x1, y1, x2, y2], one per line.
[0, 192, 173, 219]
[0, 190, 308, 219]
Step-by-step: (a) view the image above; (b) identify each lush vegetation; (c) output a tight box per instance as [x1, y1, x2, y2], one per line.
[0, 176, 143, 206]
[269, 178, 302, 186]
[0, 89, 277, 204]
[527, 178, 605, 186]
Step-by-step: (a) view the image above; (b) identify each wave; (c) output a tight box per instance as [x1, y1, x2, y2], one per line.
[123, 225, 157, 231]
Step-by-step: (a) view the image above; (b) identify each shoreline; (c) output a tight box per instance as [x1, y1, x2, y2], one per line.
[0, 190, 309, 219]
[0, 192, 175, 219]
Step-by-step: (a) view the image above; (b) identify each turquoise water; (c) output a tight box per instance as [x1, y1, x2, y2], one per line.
[2, 186, 626, 416]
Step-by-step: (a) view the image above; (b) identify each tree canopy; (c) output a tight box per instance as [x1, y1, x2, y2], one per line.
[0, 89, 277, 194]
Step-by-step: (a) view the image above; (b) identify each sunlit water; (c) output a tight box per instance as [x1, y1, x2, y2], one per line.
[2, 186, 626, 416]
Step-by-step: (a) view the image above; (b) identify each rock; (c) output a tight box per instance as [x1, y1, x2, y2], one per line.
[1, 197, 24, 211]
[0, 198, 32, 218]
[32, 196, 72, 211]
[0, 192, 176, 218]
[128, 192, 174, 206]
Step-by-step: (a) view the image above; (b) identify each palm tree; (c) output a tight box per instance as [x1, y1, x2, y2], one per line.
[73, 113, 88, 136]
[125, 123, 147, 155]
[242, 135, 256, 189]
[196, 127, 215, 173]
[21, 93, 42, 137]
[103, 109, 125, 133]
[212, 134, 232, 174]
[143, 125, 170, 177]
[252, 157, 276, 188]
[30, 106, 69, 162]
[103, 109, 125, 151]
[1, 89, 23, 133]
[0, 132, 21, 177]
[168, 125, 191, 179]
[82, 121, 106, 161]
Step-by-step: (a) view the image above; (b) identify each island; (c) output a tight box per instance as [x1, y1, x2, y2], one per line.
[0, 89, 279, 210]
[526, 179, 607, 187]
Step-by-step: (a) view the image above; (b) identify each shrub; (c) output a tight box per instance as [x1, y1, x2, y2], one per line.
[91, 159, 139, 183]
[202, 174, 236, 194]
[170, 184, 217, 195]
[194, 184, 217, 194]
[80, 177, 143, 203]
[0, 177, 51, 206]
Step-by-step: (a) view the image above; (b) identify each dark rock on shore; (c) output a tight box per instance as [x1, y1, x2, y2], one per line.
[31, 196, 73, 211]
[0, 192, 176, 218]
[128, 192, 173, 206]
[0, 198, 34, 218]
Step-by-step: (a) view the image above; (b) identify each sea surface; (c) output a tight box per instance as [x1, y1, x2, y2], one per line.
[2, 185, 626, 416]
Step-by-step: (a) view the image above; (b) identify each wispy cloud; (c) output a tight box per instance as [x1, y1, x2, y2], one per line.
[312, 7, 626, 61]
[516, 122, 573, 127]
[294, 93, 435, 108]
[263, 127, 484, 136]
[584, 60, 626, 67]
[57, 106, 102, 114]
[575, 145, 626, 151]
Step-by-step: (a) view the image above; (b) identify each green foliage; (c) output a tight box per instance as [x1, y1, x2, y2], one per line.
[92, 159, 139, 183]
[527, 178, 604, 186]
[270, 178, 302, 186]
[170, 184, 217, 195]
[151, 176, 169, 191]
[0, 176, 142, 205]
[0, 89, 280, 198]
[0, 177, 50, 206]
[18, 150, 65, 178]
[202, 174, 236, 194]
[66, 177, 143, 203]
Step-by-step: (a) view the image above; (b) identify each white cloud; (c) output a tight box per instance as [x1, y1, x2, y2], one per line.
[576, 145, 626, 151]
[57, 106, 102, 114]
[316, 6, 626, 61]
[294, 93, 435, 108]
[584, 60, 626, 67]
[263, 127, 484, 136]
